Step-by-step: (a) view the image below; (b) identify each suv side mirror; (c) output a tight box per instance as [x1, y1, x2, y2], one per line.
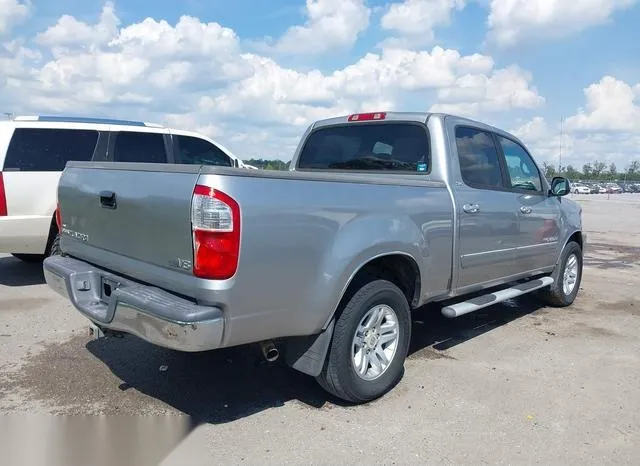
[550, 176, 570, 197]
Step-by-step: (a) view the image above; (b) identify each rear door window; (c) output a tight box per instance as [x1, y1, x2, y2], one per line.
[175, 135, 232, 167]
[3, 128, 99, 171]
[297, 122, 430, 172]
[455, 127, 505, 189]
[112, 131, 167, 163]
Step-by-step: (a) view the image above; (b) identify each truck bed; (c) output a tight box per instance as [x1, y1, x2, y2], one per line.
[56, 161, 454, 346]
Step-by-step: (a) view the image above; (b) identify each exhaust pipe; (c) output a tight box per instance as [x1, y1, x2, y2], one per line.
[259, 340, 279, 362]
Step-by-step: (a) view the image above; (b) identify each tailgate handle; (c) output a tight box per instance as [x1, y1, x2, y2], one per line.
[99, 191, 117, 209]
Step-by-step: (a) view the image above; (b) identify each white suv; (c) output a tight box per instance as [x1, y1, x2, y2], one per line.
[0, 115, 248, 262]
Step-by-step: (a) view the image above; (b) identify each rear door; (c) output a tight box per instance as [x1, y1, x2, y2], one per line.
[450, 125, 521, 291]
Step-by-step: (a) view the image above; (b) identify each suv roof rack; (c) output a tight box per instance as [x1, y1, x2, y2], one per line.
[12, 115, 163, 128]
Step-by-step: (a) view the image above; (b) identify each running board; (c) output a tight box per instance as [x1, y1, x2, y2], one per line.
[442, 276, 554, 318]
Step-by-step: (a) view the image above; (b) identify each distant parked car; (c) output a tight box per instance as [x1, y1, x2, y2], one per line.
[591, 184, 607, 194]
[605, 183, 622, 194]
[571, 183, 591, 194]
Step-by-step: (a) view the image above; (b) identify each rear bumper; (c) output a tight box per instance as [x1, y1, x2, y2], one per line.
[43, 255, 224, 352]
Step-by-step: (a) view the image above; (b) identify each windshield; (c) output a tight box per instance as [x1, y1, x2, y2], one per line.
[297, 122, 430, 173]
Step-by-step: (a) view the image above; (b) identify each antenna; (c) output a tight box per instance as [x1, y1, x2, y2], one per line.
[558, 117, 564, 174]
[3, 112, 13, 120]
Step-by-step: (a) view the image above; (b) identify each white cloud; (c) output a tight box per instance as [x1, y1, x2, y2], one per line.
[1, 2, 544, 161]
[36, 2, 119, 47]
[488, 0, 637, 47]
[0, 0, 29, 35]
[431, 65, 544, 115]
[565, 76, 640, 132]
[267, 0, 371, 55]
[380, 0, 466, 48]
[512, 76, 640, 171]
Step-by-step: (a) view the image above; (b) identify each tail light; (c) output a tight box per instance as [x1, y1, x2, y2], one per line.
[0, 173, 7, 216]
[191, 185, 240, 280]
[55, 202, 62, 231]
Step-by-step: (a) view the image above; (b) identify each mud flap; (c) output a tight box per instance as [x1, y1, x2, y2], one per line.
[284, 319, 335, 377]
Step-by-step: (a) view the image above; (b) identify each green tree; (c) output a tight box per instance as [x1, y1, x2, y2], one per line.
[542, 161, 557, 179]
[592, 161, 607, 178]
[609, 162, 617, 178]
[628, 160, 639, 174]
[582, 163, 593, 179]
[565, 165, 580, 180]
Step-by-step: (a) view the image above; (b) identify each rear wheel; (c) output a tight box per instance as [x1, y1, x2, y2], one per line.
[316, 279, 411, 404]
[48, 233, 62, 256]
[538, 241, 583, 307]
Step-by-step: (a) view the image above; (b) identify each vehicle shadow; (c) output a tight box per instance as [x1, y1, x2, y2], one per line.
[0, 256, 45, 286]
[409, 297, 545, 356]
[85, 296, 545, 425]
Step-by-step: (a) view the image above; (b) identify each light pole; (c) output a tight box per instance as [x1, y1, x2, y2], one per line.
[558, 117, 564, 175]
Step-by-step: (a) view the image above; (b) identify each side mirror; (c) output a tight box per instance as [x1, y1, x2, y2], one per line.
[550, 176, 570, 197]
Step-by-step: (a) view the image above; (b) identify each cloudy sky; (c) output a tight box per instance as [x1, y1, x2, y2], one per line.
[1, 0, 639, 169]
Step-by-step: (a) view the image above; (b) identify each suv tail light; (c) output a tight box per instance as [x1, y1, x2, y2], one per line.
[0, 173, 7, 216]
[55, 202, 62, 231]
[191, 185, 240, 280]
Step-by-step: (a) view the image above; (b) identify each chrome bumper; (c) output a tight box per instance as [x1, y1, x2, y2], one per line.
[43, 256, 224, 352]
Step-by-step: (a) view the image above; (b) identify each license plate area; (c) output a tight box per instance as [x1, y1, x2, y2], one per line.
[101, 277, 120, 303]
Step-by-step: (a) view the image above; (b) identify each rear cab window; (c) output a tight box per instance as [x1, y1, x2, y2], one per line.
[3, 128, 99, 171]
[297, 122, 430, 173]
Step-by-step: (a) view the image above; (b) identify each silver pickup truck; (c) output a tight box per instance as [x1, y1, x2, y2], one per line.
[43, 112, 584, 403]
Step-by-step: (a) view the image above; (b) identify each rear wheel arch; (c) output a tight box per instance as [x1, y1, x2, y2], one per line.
[43, 213, 60, 256]
[331, 253, 421, 325]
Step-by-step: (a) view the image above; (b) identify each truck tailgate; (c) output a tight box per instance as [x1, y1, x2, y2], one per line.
[58, 162, 200, 280]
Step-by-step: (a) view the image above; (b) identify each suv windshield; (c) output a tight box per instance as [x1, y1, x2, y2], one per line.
[297, 122, 430, 173]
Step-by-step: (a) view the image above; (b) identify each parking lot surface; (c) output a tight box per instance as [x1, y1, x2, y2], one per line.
[1, 194, 639, 465]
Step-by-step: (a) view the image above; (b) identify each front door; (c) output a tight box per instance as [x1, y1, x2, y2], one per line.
[494, 135, 561, 272]
[452, 126, 520, 291]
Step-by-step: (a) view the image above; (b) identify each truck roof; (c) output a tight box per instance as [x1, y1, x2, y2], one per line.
[309, 111, 526, 147]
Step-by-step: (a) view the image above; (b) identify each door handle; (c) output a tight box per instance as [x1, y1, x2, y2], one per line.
[463, 203, 480, 214]
[99, 190, 117, 209]
[519, 206, 532, 215]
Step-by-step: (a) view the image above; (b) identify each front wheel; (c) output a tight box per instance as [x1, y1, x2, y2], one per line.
[539, 241, 583, 307]
[316, 279, 412, 404]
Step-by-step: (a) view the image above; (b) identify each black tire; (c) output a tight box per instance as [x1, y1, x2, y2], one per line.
[11, 253, 45, 263]
[316, 279, 412, 404]
[538, 241, 583, 307]
[48, 233, 62, 257]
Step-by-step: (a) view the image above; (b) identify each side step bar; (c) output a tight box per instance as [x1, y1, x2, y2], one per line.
[442, 276, 554, 318]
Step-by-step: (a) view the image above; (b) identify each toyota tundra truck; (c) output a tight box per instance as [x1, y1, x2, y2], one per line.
[43, 112, 584, 403]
